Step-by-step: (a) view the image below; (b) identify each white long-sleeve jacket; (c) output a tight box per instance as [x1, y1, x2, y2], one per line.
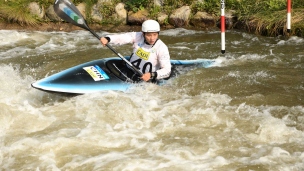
[106, 32, 171, 80]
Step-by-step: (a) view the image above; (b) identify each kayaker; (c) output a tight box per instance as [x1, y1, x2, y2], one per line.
[100, 19, 171, 82]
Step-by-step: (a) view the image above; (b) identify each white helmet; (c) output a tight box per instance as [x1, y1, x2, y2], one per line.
[142, 20, 160, 32]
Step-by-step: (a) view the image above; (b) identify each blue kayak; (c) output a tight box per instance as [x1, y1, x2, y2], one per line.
[31, 57, 216, 94]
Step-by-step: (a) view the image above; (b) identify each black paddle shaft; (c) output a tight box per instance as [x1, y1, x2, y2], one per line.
[53, 0, 143, 76]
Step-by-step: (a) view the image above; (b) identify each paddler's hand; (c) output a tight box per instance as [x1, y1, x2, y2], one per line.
[100, 37, 109, 46]
[141, 72, 157, 82]
[141, 72, 151, 82]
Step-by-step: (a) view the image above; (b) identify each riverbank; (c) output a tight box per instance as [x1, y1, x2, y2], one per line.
[0, 21, 194, 33]
[0, 22, 141, 32]
[1, 19, 302, 38]
[1, 0, 303, 37]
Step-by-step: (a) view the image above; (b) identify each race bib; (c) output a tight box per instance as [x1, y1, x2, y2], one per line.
[135, 47, 150, 61]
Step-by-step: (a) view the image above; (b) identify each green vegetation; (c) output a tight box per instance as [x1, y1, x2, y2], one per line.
[0, 0, 39, 25]
[99, 1, 116, 24]
[123, 0, 150, 12]
[0, 0, 303, 37]
[98, 0, 124, 25]
[225, 0, 304, 36]
[83, 0, 98, 23]
[192, 0, 219, 15]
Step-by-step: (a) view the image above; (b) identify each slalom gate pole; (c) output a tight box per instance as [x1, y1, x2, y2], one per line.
[221, 0, 225, 54]
[287, 0, 291, 33]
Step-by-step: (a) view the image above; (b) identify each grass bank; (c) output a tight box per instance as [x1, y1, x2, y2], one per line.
[0, 0, 303, 37]
[230, 0, 304, 37]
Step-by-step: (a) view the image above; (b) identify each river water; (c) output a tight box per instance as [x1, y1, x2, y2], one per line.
[0, 28, 303, 170]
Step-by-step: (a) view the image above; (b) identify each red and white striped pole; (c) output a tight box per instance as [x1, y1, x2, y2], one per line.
[287, 0, 291, 33]
[221, 0, 225, 54]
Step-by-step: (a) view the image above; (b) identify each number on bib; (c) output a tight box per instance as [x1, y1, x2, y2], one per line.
[131, 59, 152, 73]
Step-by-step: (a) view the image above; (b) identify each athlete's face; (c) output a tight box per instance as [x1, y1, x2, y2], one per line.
[144, 32, 159, 45]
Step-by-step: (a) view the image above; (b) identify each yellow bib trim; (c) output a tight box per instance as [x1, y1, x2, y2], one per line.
[135, 47, 150, 60]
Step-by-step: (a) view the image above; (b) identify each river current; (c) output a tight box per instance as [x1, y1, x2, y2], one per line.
[0, 28, 303, 170]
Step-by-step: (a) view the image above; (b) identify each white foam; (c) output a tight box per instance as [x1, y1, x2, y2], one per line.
[0, 30, 100, 59]
[277, 36, 304, 45]
[0, 30, 29, 46]
[161, 28, 206, 36]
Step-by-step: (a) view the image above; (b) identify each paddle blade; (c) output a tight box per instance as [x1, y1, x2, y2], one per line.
[54, 0, 89, 30]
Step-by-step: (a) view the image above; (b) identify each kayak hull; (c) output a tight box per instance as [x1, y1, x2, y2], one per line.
[32, 57, 216, 94]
